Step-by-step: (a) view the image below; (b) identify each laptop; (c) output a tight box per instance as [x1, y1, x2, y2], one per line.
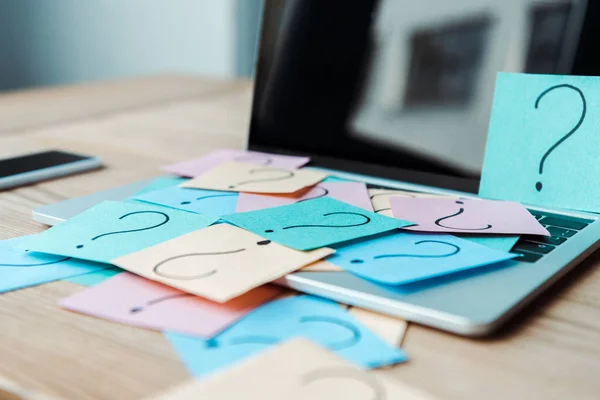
[33, 0, 600, 336]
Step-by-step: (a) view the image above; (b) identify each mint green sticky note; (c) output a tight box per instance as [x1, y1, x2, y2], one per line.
[132, 176, 189, 196]
[64, 267, 122, 286]
[480, 72, 600, 212]
[25, 201, 216, 263]
[224, 197, 412, 250]
[458, 235, 519, 253]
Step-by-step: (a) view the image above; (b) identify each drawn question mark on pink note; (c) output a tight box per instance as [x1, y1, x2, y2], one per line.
[433, 200, 492, 231]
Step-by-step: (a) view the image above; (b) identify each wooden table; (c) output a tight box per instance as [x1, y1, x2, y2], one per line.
[1, 76, 599, 400]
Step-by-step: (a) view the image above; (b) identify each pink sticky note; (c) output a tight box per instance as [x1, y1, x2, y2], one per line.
[162, 149, 310, 177]
[390, 197, 550, 236]
[59, 273, 280, 338]
[235, 182, 374, 212]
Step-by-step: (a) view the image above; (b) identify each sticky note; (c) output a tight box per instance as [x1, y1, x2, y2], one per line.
[60, 273, 280, 338]
[24, 201, 216, 263]
[150, 339, 428, 400]
[112, 224, 333, 303]
[131, 176, 189, 196]
[64, 267, 122, 286]
[165, 295, 407, 378]
[390, 197, 549, 236]
[299, 260, 344, 272]
[236, 182, 373, 212]
[162, 148, 310, 177]
[327, 231, 517, 285]
[0, 236, 108, 293]
[348, 307, 407, 348]
[479, 73, 600, 212]
[133, 186, 237, 218]
[224, 197, 412, 251]
[180, 161, 327, 194]
[368, 188, 452, 217]
[459, 235, 519, 252]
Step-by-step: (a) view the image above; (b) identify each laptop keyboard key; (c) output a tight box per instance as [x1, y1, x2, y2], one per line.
[539, 217, 588, 230]
[527, 236, 566, 246]
[512, 251, 543, 263]
[513, 240, 555, 254]
[545, 226, 577, 238]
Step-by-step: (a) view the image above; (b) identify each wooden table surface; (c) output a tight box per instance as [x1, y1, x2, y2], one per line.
[1, 76, 599, 400]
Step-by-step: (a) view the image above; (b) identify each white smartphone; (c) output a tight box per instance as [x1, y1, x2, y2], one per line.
[0, 150, 102, 190]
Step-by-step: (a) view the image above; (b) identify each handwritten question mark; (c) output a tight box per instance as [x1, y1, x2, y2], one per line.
[0, 252, 71, 268]
[228, 168, 295, 189]
[534, 84, 586, 192]
[300, 367, 385, 400]
[370, 192, 415, 214]
[76, 211, 170, 249]
[129, 293, 193, 314]
[152, 240, 272, 280]
[205, 316, 361, 351]
[296, 186, 329, 203]
[180, 193, 237, 206]
[264, 212, 370, 233]
[433, 200, 492, 231]
[233, 154, 273, 166]
[349, 240, 460, 264]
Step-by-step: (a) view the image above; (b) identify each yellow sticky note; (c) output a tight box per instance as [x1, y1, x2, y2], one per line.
[146, 339, 435, 400]
[368, 188, 453, 217]
[180, 161, 327, 194]
[300, 260, 344, 272]
[112, 224, 333, 303]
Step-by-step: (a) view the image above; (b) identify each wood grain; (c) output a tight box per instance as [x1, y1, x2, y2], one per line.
[1, 76, 599, 400]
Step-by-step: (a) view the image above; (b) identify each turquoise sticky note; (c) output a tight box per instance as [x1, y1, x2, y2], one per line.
[24, 201, 216, 263]
[132, 176, 189, 196]
[224, 197, 412, 250]
[165, 295, 407, 378]
[133, 186, 237, 218]
[480, 72, 600, 212]
[459, 235, 519, 252]
[321, 176, 355, 183]
[0, 236, 108, 293]
[64, 267, 122, 286]
[327, 231, 517, 285]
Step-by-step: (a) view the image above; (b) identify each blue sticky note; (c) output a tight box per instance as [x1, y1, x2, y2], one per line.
[224, 197, 412, 250]
[133, 186, 237, 218]
[24, 201, 216, 263]
[165, 295, 407, 378]
[0, 236, 108, 293]
[459, 235, 519, 253]
[321, 176, 355, 183]
[480, 72, 600, 212]
[64, 267, 122, 286]
[132, 176, 189, 196]
[327, 231, 518, 285]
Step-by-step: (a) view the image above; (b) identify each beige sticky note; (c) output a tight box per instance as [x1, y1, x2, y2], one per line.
[180, 161, 327, 194]
[147, 339, 436, 400]
[349, 307, 408, 348]
[112, 224, 333, 303]
[299, 260, 344, 272]
[369, 188, 454, 217]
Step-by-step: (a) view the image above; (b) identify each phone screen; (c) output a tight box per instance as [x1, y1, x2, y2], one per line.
[0, 151, 90, 178]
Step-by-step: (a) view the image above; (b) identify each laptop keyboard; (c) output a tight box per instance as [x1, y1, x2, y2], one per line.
[510, 211, 594, 262]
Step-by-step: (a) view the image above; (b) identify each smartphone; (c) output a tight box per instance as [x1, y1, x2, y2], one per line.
[0, 150, 102, 190]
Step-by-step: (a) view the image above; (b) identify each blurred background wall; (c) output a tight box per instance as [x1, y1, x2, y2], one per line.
[0, 0, 263, 92]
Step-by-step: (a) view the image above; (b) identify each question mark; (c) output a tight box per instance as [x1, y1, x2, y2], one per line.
[129, 293, 193, 314]
[534, 84, 586, 192]
[180, 193, 237, 206]
[433, 200, 492, 231]
[228, 168, 295, 189]
[152, 240, 272, 280]
[264, 212, 370, 233]
[301, 367, 385, 400]
[233, 154, 273, 166]
[76, 211, 170, 249]
[0, 253, 71, 268]
[349, 240, 460, 264]
[296, 186, 329, 203]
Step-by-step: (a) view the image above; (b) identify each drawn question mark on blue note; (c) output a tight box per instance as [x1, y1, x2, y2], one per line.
[76, 211, 170, 249]
[296, 186, 329, 203]
[433, 200, 492, 231]
[180, 193, 237, 206]
[349, 240, 460, 264]
[228, 168, 295, 189]
[301, 367, 385, 400]
[152, 240, 272, 279]
[233, 154, 273, 166]
[264, 212, 371, 233]
[534, 84, 586, 192]
[370, 191, 415, 214]
[129, 293, 193, 314]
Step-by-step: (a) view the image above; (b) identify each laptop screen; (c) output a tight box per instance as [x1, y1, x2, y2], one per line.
[248, 0, 588, 190]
